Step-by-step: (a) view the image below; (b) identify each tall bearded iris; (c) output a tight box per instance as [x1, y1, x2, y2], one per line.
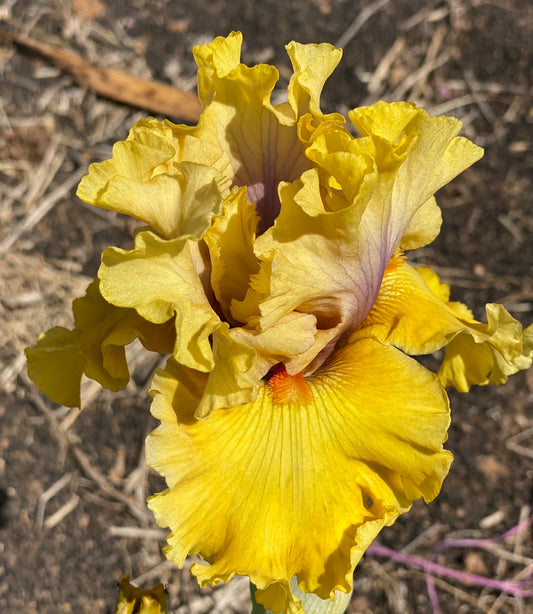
[26, 32, 532, 614]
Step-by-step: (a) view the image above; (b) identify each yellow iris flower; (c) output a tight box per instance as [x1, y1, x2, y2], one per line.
[26, 32, 532, 614]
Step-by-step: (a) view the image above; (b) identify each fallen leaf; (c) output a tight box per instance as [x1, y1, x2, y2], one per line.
[10, 31, 202, 121]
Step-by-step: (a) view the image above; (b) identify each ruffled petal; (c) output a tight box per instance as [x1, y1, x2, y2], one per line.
[194, 313, 319, 418]
[349, 102, 483, 256]
[25, 281, 175, 407]
[357, 258, 533, 390]
[240, 103, 482, 378]
[357, 257, 478, 353]
[146, 336, 451, 614]
[203, 187, 260, 321]
[438, 304, 533, 392]
[25, 326, 87, 408]
[284, 41, 342, 120]
[194, 324, 256, 417]
[98, 231, 221, 372]
[304, 120, 377, 213]
[77, 118, 224, 240]
[193, 33, 313, 233]
[252, 169, 378, 335]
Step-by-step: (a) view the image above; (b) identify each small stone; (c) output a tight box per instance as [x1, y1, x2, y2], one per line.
[464, 551, 488, 576]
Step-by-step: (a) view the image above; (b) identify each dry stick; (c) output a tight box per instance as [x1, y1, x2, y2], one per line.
[410, 25, 447, 102]
[35, 471, 73, 528]
[9, 31, 202, 122]
[28, 383, 152, 523]
[335, 0, 393, 48]
[463, 68, 506, 142]
[368, 542, 533, 598]
[109, 526, 167, 540]
[130, 560, 177, 587]
[1, 133, 63, 227]
[365, 559, 407, 612]
[44, 495, 80, 529]
[390, 52, 449, 102]
[0, 352, 26, 392]
[24, 134, 63, 205]
[444, 79, 531, 96]
[210, 576, 250, 614]
[506, 427, 533, 460]
[408, 570, 493, 613]
[428, 94, 479, 116]
[365, 35, 406, 98]
[486, 566, 533, 614]
[0, 168, 85, 257]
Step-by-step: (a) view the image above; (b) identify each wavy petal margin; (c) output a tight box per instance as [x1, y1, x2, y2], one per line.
[147, 337, 451, 614]
[77, 119, 225, 240]
[358, 258, 533, 391]
[25, 281, 175, 407]
[99, 231, 221, 373]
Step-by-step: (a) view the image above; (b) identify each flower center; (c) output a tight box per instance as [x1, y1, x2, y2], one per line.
[233, 118, 311, 234]
[267, 364, 312, 404]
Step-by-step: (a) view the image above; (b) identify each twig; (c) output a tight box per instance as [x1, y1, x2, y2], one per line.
[335, 0, 393, 49]
[44, 495, 80, 529]
[497, 214, 523, 244]
[408, 571, 493, 612]
[425, 572, 441, 614]
[428, 94, 480, 116]
[27, 381, 152, 523]
[1, 132, 63, 226]
[8, 31, 202, 121]
[506, 427, 533, 459]
[365, 36, 405, 97]
[368, 543, 533, 597]
[35, 472, 73, 528]
[131, 560, 177, 587]
[390, 52, 449, 101]
[0, 168, 85, 257]
[0, 352, 26, 393]
[410, 25, 446, 101]
[109, 526, 167, 539]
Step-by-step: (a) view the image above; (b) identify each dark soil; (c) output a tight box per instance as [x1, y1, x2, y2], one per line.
[1, 1, 532, 613]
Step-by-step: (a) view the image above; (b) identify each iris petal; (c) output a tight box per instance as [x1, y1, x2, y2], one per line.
[147, 337, 451, 614]
[358, 258, 533, 391]
[77, 119, 225, 240]
[25, 280, 175, 407]
[99, 231, 221, 372]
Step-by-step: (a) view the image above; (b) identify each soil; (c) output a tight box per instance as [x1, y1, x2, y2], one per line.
[1, 1, 532, 613]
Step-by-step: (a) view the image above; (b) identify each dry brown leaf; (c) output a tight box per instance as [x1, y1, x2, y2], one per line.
[9, 31, 202, 122]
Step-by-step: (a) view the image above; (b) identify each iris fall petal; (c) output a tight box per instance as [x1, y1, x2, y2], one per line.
[147, 337, 451, 614]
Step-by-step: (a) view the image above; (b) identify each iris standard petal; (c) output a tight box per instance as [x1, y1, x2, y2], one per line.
[284, 41, 342, 120]
[193, 33, 317, 233]
[242, 103, 483, 379]
[349, 102, 484, 260]
[98, 231, 221, 372]
[77, 119, 224, 239]
[194, 313, 320, 418]
[203, 186, 260, 321]
[146, 336, 451, 614]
